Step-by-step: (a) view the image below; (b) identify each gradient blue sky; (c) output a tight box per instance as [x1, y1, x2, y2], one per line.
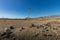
[0, 0, 60, 18]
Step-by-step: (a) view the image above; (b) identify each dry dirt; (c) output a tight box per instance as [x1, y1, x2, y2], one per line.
[0, 18, 60, 40]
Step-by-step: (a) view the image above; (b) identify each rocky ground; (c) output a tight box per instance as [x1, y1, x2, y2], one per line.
[0, 18, 60, 40]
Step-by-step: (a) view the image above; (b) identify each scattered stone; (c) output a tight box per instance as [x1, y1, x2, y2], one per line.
[43, 34, 47, 36]
[33, 33, 39, 37]
[10, 26, 14, 29]
[20, 27, 25, 31]
[40, 25, 44, 28]
[21, 27, 25, 30]
[37, 25, 44, 29]
[31, 24, 36, 27]
[48, 34, 52, 37]
[13, 37, 16, 40]
[53, 27, 58, 30]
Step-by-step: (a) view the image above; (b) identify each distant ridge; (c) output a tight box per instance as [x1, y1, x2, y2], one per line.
[0, 15, 60, 20]
[38, 15, 60, 18]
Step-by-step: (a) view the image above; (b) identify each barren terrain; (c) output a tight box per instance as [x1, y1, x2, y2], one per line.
[0, 17, 60, 40]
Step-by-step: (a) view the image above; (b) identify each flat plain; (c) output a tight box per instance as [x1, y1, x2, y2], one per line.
[0, 17, 60, 40]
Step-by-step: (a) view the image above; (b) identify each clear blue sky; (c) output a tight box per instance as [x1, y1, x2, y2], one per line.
[0, 0, 60, 18]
